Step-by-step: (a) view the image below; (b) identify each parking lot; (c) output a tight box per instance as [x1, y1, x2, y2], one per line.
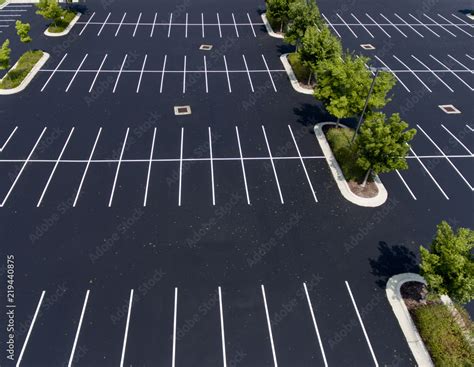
[0, 0, 473, 366]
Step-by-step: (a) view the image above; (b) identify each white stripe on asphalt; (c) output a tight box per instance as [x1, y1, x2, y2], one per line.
[204, 56, 208, 93]
[337, 13, 358, 38]
[423, 14, 457, 36]
[120, 289, 134, 367]
[441, 124, 473, 155]
[178, 128, 184, 206]
[41, 53, 68, 91]
[217, 12, 222, 38]
[223, 55, 232, 92]
[395, 170, 417, 200]
[68, 290, 90, 367]
[0, 126, 18, 152]
[262, 126, 284, 204]
[392, 55, 432, 92]
[242, 54, 254, 92]
[108, 128, 129, 207]
[374, 55, 410, 92]
[262, 54, 277, 92]
[144, 127, 157, 207]
[235, 126, 251, 205]
[429, 54, 473, 90]
[150, 12, 157, 37]
[97, 12, 111, 36]
[366, 13, 391, 37]
[322, 13, 341, 37]
[115, 12, 126, 37]
[247, 12, 257, 37]
[89, 54, 108, 92]
[218, 286, 227, 367]
[136, 54, 148, 93]
[168, 13, 173, 37]
[182, 55, 187, 93]
[79, 12, 95, 35]
[66, 54, 88, 92]
[209, 127, 216, 206]
[379, 13, 407, 37]
[394, 13, 424, 37]
[437, 14, 473, 37]
[160, 54, 167, 93]
[133, 12, 142, 37]
[261, 285, 278, 367]
[408, 13, 440, 37]
[351, 13, 374, 37]
[172, 288, 178, 367]
[113, 54, 128, 93]
[232, 13, 239, 37]
[410, 55, 454, 92]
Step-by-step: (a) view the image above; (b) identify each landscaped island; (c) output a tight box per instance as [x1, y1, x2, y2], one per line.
[0, 50, 44, 89]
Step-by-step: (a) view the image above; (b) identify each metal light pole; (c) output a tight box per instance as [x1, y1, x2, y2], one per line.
[351, 66, 388, 144]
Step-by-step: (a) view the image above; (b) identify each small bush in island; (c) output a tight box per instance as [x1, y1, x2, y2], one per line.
[266, 0, 292, 32]
[36, 0, 76, 32]
[15, 21, 32, 44]
[0, 39, 11, 70]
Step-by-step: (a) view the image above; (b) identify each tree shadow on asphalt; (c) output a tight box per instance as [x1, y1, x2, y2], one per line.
[369, 241, 418, 288]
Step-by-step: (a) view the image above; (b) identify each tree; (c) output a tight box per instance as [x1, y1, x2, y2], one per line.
[15, 21, 32, 43]
[314, 54, 396, 125]
[420, 221, 474, 304]
[285, 0, 322, 50]
[299, 25, 342, 84]
[266, 0, 291, 32]
[0, 39, 11, 70]
[36, 0, 65, 27]
[355, 112, 416, 185]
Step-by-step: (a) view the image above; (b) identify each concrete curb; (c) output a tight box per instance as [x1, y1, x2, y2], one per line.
[261, 13, 284, 39]
[314, 122, 388, 207]
[280, 53, 314, 95]
[44, 13, 81, 37]
[440, 295, 474, 346]
[0, 1, 9, 10]
[467, 14, 474, 20]
[386, 273, 434, 367]
[0, 51, 50, 95]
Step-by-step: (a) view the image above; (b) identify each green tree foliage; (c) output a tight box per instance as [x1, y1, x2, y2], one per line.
[420, 221, 474, 304]
[36, 0, 65, 27]
[0, 39, 11, 70]
[15, 21, 32, 43]
[266, 0, 291, 32]
[285, 0, 322, 49]
[314, 54, 396, 123]
[299, 26, 342, 84]
[355, 112, 416, 176]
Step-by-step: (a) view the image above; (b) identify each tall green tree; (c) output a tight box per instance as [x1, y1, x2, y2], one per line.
[0, 39, 11, 70]
[355, 112, 416, 184]
[299, 25, 342, 84]
[285, 0, 322, 50]
[420, 221, 474, 304]
[15, 21, 32, 43]
[314, 54, 396, 125]
[266, 0, 291, 32]
[36, 0, 65, 27]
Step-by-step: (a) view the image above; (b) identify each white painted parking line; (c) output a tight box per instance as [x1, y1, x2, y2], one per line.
[429, 54, 473, 90]
[113, 54, 128, 93]
[247, 12, 257, 37]
[394, 13, 424, 37]
[178, 128, 184, 206]
[218, 286, 227, 367]
[201, 13, 205, 38]
[351, 13, 373, 38]
[217, 13, 222, 38]
[65, 53, 88, 92]
[441, 15, 473, 36]
[322, 13, 341, 37]
[41, 53, 68, 92]
[150, 12, 157, 37]
[209, 127, 216, 206]
[136, 54, 147, 93]
[0, 126, 17, 152]
[160, 54, 167, 94]
[451, 13, 474, 28]
[379, 13, 407, 37]
[232, 13, 240, 37]
[392, 55, 432, 92]
[395, 170, 417, 200]
[143, 127, 157, 207]
[365, 13, 391, 37]
[441, 124, 473, 155]
[417, 125, 473, 190]
[408, 13, 440, 37]
[89, 54, 108, 93]
[108, 128, 129, 207]
[203, 56, 209, 93]
[168, 13, 173, 37]
[261, 285, 278, 367]
[115, 12, 126, 37]
[185, 12, 188, 38]
[1, 128, 46, 207]
[97, 12, 111, 36]
[120, 289, 134, 367]
[410, 146, 450, 199]
[466, 54, 474, 61]
[423, 14, 457, 36]
[374, 55, 410, 92]
[467, 125, 474, 132]
[242, 54, 254, 92]
[262, 54, 277, 92]
[68, 290, 90, 367]
[288, 125, 318, 202]
[172, 287, 178, 367]
[133, 12, 142, 37]
[223, 55, 232, 93]
[37, 127, 75, 207]
[73, 128, 102, 207]
[447, 54, 473, 74]
[79, 13, 95, 35]
[262, 126, 284, 204]
[235, 126, 251, 205]
[337, 13, 358, 38]
[182, 55, 187, 94]
[345, 281, 378, 367]
[410, 55, 454, 92]
[16, 291, 45, 367]
[303, 282, 328, 367]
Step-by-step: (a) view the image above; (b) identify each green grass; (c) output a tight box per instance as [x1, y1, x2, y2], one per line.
[413, 303, 474, 367]
[0, 0, 5, 6]
[0, 50, 43, 90]
[287, 53, 312, 86]
[48, 10, 76, 33]
[325, 127, 366, 182]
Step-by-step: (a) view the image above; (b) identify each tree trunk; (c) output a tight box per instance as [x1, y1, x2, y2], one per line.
[361, 169, 372, 188]
[307, 71, 312, 86]
[336, 117, 340, 128]
[280, 21, 283, 33]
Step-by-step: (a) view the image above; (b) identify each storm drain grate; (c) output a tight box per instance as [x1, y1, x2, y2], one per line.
[438, 104, 461, 114]
[199, 44, 213, 51]
[360, 44, 376, 50]
[174, 105, 192, 115]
